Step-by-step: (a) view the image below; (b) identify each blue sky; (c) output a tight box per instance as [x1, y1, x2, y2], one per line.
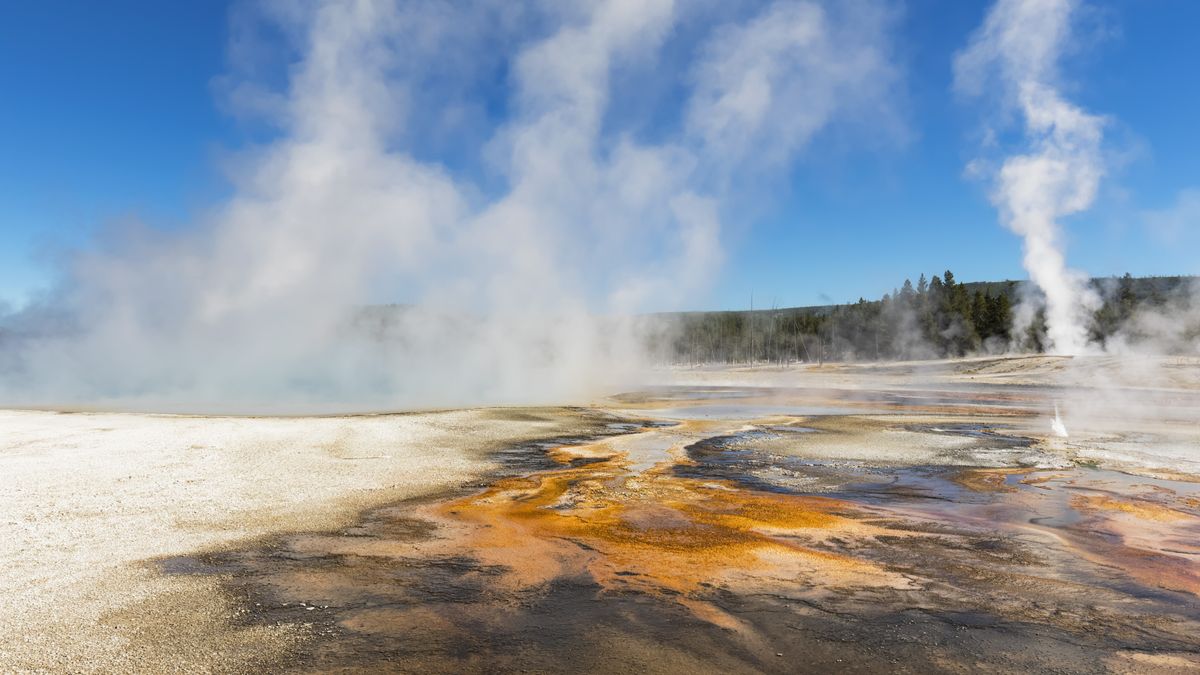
[2, 0, 1198, 312]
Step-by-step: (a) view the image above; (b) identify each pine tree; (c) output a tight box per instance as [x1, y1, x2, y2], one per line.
[992, 293, 1012, 341]
[972, 291, 988, 336]
[1117, 273, 1135, 321]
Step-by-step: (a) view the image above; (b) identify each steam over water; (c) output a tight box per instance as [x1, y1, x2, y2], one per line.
[0, 0, 902, 412]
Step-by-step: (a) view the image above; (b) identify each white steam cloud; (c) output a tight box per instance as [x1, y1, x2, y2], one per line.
[0, 0, 902, 412]
[955, 0, 1104, 355]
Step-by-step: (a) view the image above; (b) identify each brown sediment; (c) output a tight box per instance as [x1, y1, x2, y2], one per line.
[1020, 472, 1070, 486]
[952, 467, 1028, 492]
[1060, 530, 1200, 598]
[1060, 493, 1200, 597]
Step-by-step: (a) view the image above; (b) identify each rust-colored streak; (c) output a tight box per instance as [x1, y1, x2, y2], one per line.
[431, 440, 897, 610]
[1063, 493, 1200, 596]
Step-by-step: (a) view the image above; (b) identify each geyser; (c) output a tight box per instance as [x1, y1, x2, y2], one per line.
[956, 0, 1104, 356]
[1051, 403, 1068, 438]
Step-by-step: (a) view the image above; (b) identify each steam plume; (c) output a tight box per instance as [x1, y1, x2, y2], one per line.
[0, 0, 902, 412]
[955, 0, 1103, 355]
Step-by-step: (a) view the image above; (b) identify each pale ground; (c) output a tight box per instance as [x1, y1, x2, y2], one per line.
[649, 354, 1200, 475]
[0, 408, 604, 673]
[650, 354, 1200, 397]
[3, 354, 1199, 672]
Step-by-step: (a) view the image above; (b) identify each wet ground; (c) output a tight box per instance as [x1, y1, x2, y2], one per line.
[161, 387, 1200, 673]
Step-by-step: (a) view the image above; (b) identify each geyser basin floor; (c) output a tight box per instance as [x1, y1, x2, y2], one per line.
[0, 407, 616, 672]
[161, 407, 1200, 672]
[8, 355, 1200, 672]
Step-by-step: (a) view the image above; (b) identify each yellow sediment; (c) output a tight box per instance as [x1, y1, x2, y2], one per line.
[1070, 495, 1192, 522]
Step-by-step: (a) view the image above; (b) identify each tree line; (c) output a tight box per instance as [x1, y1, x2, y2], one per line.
[651, 272, 1195, 365]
